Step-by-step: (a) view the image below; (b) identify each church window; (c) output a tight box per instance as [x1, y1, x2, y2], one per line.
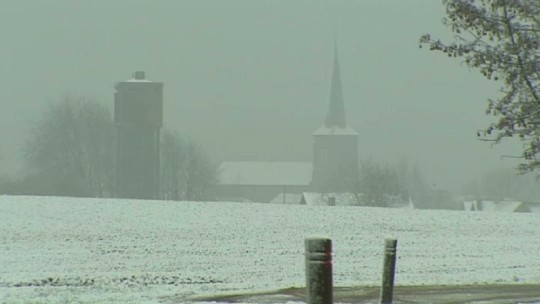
[320, 148, 328, 165]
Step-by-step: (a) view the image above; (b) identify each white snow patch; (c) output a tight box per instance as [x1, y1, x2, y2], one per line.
[1, 195, 540, 303]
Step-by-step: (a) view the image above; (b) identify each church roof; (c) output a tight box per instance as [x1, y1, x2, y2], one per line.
[219, 161, 312, 186]
[316, 41, 358, 136]
[325, 43, 347, 128]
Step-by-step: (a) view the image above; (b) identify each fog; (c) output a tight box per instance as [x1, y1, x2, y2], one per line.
[0, 0, 523, 192]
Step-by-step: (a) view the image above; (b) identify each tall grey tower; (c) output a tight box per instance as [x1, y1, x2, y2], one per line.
[114, 71, 163, 199]
[311, 44, 359, 191]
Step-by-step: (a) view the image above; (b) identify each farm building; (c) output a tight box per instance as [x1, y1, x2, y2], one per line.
[217, 43, 358, 203]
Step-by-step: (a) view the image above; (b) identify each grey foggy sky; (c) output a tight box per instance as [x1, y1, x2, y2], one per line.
[0, 0, 523, 191]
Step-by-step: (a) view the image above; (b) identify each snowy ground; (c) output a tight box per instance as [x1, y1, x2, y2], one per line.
[1, 195, 540, 303]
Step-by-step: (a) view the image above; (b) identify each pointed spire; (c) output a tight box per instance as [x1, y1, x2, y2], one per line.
[325, 40, 346, 128]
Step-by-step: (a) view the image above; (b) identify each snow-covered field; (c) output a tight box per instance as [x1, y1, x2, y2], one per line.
[1, 195, 540, 303]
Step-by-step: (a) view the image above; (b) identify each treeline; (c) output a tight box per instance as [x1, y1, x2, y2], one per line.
[327, 158, 455, 209]
[0, 97, 218, 201]
[462, 168, 540, 202]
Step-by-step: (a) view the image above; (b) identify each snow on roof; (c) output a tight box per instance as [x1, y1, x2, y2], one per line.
[124, 79, 153, 83]
[464, 200, 528, 212]
[219, 161, 312, 186]
[313, 125, 358, 136]
[485, 200, 526, 212]
[464, 201, 475, 211]
[402, 198, 416, 209]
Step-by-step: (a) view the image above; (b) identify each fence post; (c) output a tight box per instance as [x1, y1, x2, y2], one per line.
[305, 237, 332, 304]
[327, 197, 336, 206]
[380, 238, 398, 304]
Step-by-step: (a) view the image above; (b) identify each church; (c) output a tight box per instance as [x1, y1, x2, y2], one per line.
[217, 44, 359, 205]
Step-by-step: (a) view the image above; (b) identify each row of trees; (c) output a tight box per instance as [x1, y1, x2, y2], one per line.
[0, 97, 218, 201]
[24, 98, 116, 197]
[160, 130, 218, 201]
[341, 159, 434, 208]
[330, 158, 460, 209]
[462, 168, 540, 201]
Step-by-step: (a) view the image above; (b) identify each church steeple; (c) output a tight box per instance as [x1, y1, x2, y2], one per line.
[325, 42, 346, 128]
[311, 41, 358, 192]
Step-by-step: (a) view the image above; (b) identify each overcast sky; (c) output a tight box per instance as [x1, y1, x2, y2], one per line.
[0, 0, 524, 191]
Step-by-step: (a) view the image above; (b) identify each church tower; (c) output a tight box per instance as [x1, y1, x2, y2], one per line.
[311, 44, 359, 192]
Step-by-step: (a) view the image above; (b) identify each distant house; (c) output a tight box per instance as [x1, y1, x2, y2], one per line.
[268, 192, 414, 209]
[463, 199, 531, 213]
[300, 192, 359, 206]
[217, 161, 311, 203]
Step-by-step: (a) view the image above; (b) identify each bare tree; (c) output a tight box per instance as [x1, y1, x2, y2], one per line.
[357, 159, 402, 207]
[21, 97, 216, 199]
[160, 129, 185, 200]
[463, 168, 540, 201]
[409, 162, 430, 201]
[24, 96, 115, 197]
[184, 140, 219, 201]
[160, 130, 218, 201]
[420, 0, 540, 173]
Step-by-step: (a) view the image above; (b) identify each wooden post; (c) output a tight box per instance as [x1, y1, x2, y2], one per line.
[328, 196, 336, 206]
[380, 238, 398, 304]
[305, 237, 332, 304]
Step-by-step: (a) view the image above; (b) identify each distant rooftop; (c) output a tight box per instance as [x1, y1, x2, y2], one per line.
[124, 79, 153, 83]
[463, 200, 529, 212]
[301, 192, 359, 206]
